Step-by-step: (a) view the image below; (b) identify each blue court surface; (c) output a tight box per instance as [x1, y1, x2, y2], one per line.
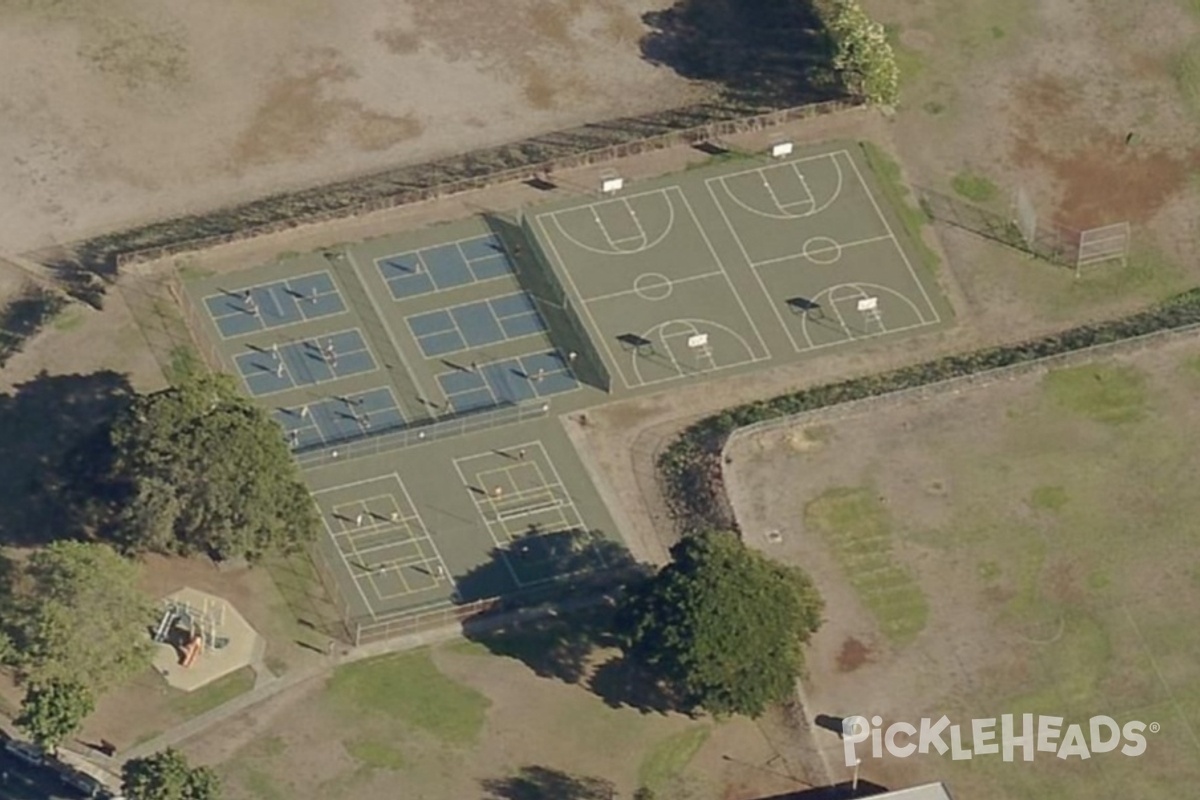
[377, 234, 514, 300]
[437, 351, 577, 413]
[407, 292, 547, 358]
[235, 330, 376, 396]
[204, 272, 346, 338]
[273, 387, 405, 449]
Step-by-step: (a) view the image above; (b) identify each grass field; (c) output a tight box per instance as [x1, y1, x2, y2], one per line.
[207, 641, 786, 800]
[725, 335, 1200, 798]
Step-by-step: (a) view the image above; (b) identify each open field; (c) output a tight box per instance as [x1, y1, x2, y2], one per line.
[0, 0, 705, 253]
[724, 334, 1200, 799]
[186, 638, 800, 800]
[870, 0, 1200, 332]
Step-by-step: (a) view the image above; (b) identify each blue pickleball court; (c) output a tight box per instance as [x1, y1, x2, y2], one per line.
[436, 351, 578, 413]
[406, 292, 547, 358]
[234, 329, 377, 396]
[203, 272, 347, 338]
[273, 386, 406, 449]
[376, 234, 514, 300]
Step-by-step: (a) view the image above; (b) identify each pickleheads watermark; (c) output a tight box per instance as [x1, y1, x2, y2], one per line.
[841, 715, 1157, 766]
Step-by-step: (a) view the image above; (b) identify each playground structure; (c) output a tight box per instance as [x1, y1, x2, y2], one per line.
[152, 594, 230, 667]
[151, 587, 263, 692]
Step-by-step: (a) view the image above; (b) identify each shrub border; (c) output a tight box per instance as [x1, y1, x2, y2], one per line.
[656, 288, 1200, 536]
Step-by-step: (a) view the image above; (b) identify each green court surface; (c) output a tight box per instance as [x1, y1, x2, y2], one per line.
[180, 140, 952, 629]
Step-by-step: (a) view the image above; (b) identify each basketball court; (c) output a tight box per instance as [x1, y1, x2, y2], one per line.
[531, 186, 770, 389]
[703, 149, 942, 352]
[527, 144, 948, 390]
[178, 140, 952, 637]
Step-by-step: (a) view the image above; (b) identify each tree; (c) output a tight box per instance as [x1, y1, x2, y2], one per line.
[827, 0, 899, 106]
[123, 748, 221, 800]
[15, 679, 94, 752]
[10, 541, 153, 691]
[620, 530, 823, 717]
[99, 373, 318, 561]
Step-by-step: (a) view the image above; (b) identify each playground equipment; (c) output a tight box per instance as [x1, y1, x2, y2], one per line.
[181, 633, 203, 668]
[152, 596, 230, 668]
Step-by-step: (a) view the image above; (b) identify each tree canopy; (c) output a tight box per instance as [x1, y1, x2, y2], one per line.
[827, 0, 899, 106]
[15, 679, 94, 752]
[94, 373, 318, 561]
[123, 748, 221, 800]
[620, 530, 823, 717]
[7, 541, 153, 691]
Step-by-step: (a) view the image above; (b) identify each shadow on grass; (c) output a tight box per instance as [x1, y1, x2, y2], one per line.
[0, 370, 132, 547]
[755, 780, 892, 800]
[481, 765, 615, 800]
[640, 0, 842, 107]
[457, 529, 679, 714]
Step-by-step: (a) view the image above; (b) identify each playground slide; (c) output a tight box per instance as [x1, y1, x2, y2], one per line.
[181, 637, 202, 668]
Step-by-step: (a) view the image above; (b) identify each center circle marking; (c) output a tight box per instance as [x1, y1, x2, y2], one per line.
[634, 272, 673, 301]
[803, 236, 843, 265]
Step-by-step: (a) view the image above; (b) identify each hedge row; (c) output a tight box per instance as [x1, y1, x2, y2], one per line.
[657, 287, 1200, 535]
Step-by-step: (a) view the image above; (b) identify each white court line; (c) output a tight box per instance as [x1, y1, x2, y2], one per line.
[704, 178, 803, 353]
[799, 319, 938, 353]
[204, 269, 337, 324]
[536, 443, 608, 570]
[1122, 606, 1200, 753]
[583, 270, 723, 303]
[750, 235, 895, 269]
[620, 197, 649, 246]
[342, 250, 432, 403]
[353, 539, 423, 557]
[319, 512, 375, 620]
[450, 457, 524, 586]
[372, 231, 497, 274]
[677, 191, 770, 360]
[533, 214, 628, 390]
[708, 152, 844, 221]
[760, 167, 813, 217]
[358, 479, 453, 598]
[631, 319, 770, 388]
[843, 154, 942, 324]
[546, 187, 675, 256]
[313, 473, 407, 494]
[826, 285, 864, 339]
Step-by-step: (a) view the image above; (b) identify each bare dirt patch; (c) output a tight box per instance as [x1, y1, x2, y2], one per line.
[0, 0, 706, 252]
[873, 0, 1200, 326]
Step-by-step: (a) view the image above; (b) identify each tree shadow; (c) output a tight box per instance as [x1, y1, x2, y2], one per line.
[587, 651, 680, 715]
[457, 529, 683, 714]
[754, 780, 892, 800]
[639, 0, 843, 107]
[481, 765, 615, 800]
[0, 370, 132, 546]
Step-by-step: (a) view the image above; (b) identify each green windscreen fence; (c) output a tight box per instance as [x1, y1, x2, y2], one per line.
[485, 213, 612, 393]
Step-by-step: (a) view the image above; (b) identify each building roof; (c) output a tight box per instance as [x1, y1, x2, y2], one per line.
[753, 780, 955, 800]
[873, 783, 954, 800]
